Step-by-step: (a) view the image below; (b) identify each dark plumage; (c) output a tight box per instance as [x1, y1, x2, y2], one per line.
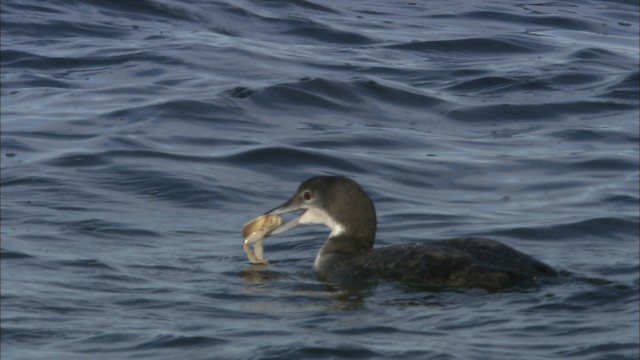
[266, 176, 556, 289]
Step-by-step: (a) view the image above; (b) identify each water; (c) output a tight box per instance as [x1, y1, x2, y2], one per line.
[1, 0, 638, 359]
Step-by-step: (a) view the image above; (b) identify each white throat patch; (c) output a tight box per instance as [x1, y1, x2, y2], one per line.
[299, 207, 345, 237]
[300, 207, 346, 271]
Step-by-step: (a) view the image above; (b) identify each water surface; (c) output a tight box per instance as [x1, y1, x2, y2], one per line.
[1, 1, 639, 359]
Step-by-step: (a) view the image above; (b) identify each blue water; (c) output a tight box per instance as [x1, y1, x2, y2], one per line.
[1, 0, 639, 359]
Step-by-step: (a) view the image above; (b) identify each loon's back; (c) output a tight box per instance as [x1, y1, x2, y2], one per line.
[343, 238, 556, 289]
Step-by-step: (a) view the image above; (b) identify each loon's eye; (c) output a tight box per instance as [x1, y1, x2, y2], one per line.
[303, 190, 312, 201]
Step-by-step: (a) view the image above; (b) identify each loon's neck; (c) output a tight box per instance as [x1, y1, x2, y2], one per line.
[316, 232, 373, 261]
[311, 234, 373, 283]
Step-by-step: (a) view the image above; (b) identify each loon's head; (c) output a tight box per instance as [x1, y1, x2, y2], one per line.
[266, 176, 377, 255]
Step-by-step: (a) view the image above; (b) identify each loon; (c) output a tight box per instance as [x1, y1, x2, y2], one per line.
[265, 176, 556, 289]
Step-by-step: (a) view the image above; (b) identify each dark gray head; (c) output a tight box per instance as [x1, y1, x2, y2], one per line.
[266, 176, 377, 255]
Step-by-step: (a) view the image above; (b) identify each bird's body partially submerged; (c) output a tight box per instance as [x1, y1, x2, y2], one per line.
[319, 237, 556, 289]
[264, 176, 556, 289]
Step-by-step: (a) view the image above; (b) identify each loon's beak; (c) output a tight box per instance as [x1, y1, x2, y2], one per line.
[264, 196, 304, 235]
